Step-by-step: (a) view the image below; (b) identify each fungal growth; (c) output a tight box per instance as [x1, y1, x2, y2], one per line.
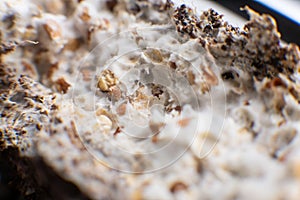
[0, 0, 300, 199]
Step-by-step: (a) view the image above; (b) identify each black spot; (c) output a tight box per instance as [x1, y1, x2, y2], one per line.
[221, 45, 227, 51]
[106, 0, 117, 12]
[221, 71, 236, 80]
[287, 67, 294, 74]
[203, 25, 212, 34]
[225, 36, 234, 46]
[212, 21, 221, 28]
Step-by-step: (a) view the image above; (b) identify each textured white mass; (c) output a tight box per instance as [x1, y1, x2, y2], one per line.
[0, 0, 300, 199]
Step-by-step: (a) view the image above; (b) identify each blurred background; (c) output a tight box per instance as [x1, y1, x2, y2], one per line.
[174, 0, 300, 45]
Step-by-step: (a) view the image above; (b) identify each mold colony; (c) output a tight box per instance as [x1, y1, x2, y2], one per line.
[0, 0, 300, 199]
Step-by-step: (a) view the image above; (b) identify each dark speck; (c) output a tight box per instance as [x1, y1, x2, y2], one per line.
[225, 36, 234, 45]
[221, 71, 236, 80]
[203, 25, 212, 34]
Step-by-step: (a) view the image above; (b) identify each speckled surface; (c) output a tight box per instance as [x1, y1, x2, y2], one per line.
[1, 0, 300, 199]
